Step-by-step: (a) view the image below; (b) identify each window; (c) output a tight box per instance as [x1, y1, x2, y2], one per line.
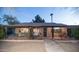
[20, 28, 29, 33]
[54, 27, 61, 33]
[33, 28, 39, 36]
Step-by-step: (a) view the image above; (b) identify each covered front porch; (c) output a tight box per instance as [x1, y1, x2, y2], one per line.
[4, 23, 68, 40]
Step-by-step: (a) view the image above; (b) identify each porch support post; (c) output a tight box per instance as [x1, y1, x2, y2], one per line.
[29, 27, 33, 39]
[52, 27, 54, 39]
[43, 27, 47, 38]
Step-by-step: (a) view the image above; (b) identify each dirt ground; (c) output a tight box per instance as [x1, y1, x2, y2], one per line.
[0, 40, 46, 52]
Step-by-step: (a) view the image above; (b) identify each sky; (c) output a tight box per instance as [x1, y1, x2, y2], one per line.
[0, 7, 79, 25]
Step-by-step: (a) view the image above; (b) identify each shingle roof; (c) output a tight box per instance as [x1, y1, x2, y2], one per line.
[4, 23, 67, 27]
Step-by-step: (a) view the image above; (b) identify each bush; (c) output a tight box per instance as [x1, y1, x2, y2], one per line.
[0, 26, 5, 39]
[71, 28, 79, 39]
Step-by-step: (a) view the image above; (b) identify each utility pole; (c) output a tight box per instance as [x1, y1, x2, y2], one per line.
[50, 13, 53, 23]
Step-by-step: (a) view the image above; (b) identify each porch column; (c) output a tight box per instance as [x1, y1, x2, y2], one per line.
[29, 27, 33, 39]
[43, 27, 47, 37]
[52, 27, 54, 39]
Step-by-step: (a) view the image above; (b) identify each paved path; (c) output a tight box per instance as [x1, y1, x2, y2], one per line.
[45, 39, 79, 52]
[44, 39, 65, 52]
[56, 41, 79, 52]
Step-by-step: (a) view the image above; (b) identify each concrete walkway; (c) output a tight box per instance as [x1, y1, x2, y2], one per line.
[44, 39, 79, 52]
[55, 40, 79, 52]
[44, 39, 65, 52]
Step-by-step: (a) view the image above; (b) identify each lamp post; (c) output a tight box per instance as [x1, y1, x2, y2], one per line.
[50, 13, 54, 39]
[50, 13, 53, 23]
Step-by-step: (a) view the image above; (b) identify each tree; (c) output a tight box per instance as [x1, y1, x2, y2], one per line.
[2, 15, 20, 25]
[1, 15, 20, 36]
[0, 17, 2, 24]
[32, 15, 45, 23]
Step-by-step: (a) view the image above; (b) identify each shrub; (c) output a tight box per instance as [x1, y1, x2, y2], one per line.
[71, 28, 79, 39]
[0, 26, 5, 39]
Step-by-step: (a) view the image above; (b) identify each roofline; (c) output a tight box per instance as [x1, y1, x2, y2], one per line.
[3, 23, 67, 27]
[2, 23, 79, 28]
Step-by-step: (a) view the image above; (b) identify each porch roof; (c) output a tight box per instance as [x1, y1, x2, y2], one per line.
[4, 23, 67, 27]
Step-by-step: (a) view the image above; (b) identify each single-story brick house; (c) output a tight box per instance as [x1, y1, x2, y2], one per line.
[3, 23, 79, 40]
